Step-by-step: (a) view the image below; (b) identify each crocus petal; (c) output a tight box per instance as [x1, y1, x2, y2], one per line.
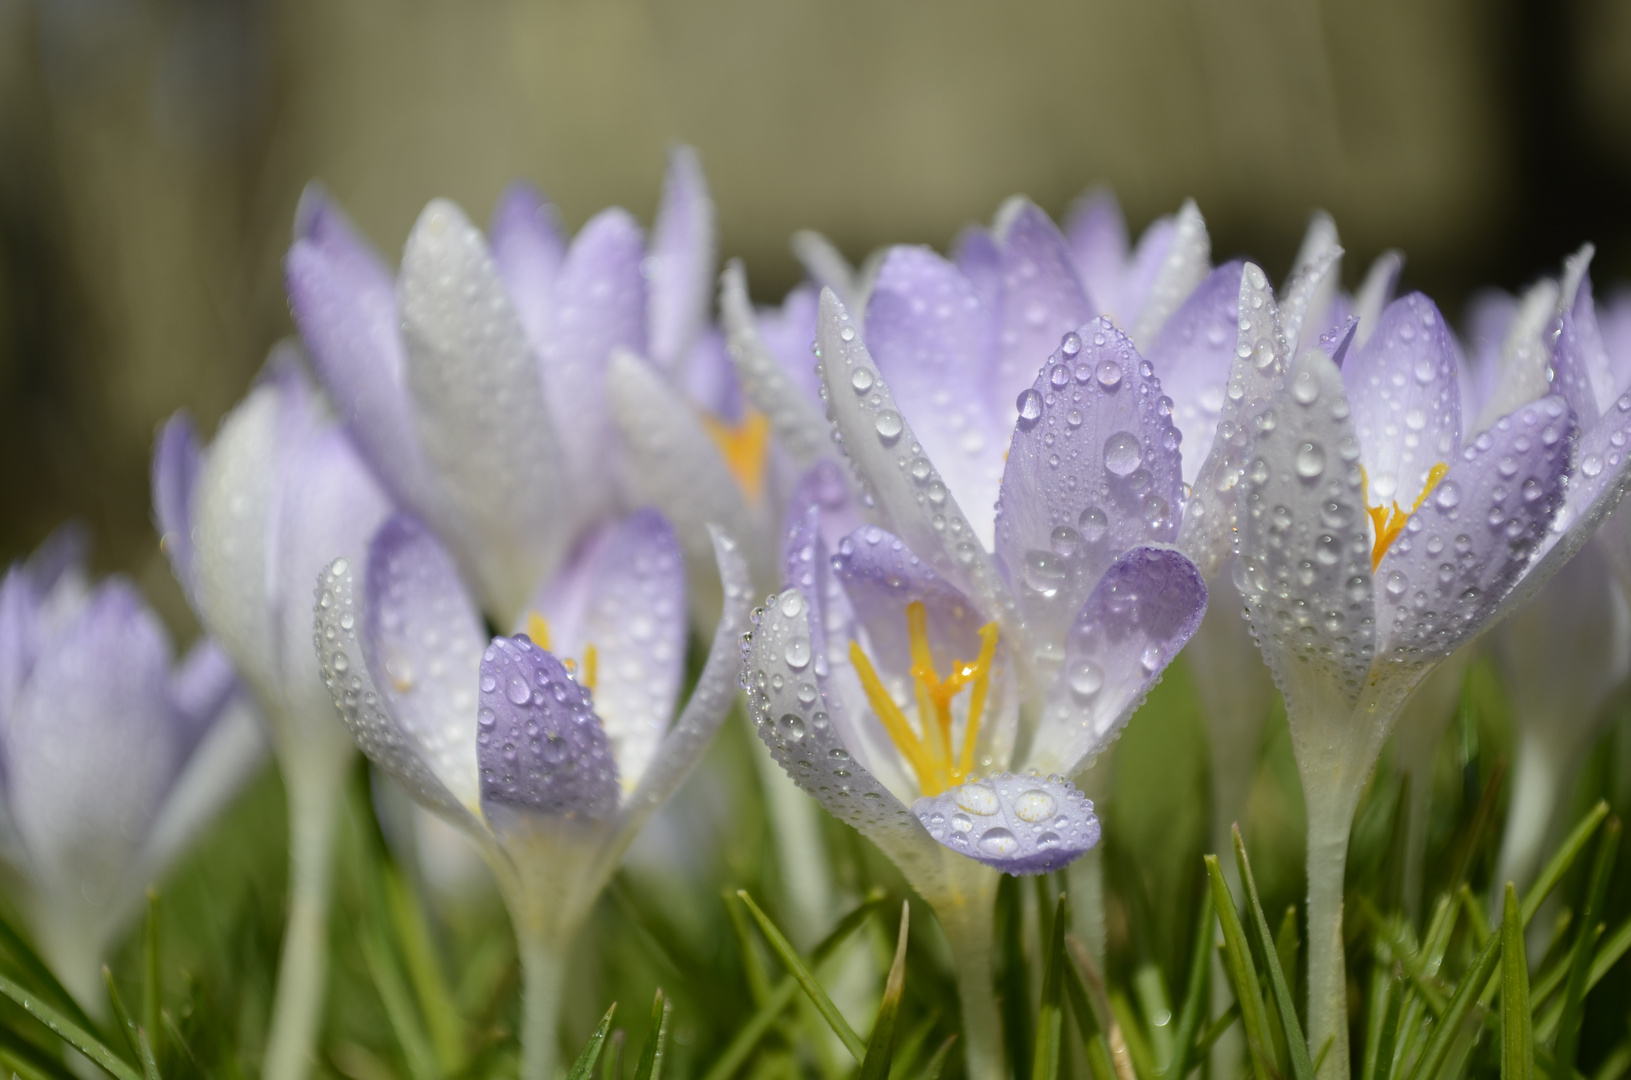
[913, 773, 1099, 874]
[542, 207, 649, 530]
[1237, 348, 1374, 717]
[866, 246, 1004, 526]
[1113, 215, 1175, 331]
[647, 146, 715, 370]
[792, 229, 864, 315]
[831, 525, 988, 680]
[1128, 200, 1210, 350]
[992, 199, 1094, 418]
[1178, 264, 1289, 580]
[476, 637, 619, 828]
[815, 289, 1007, 614]
[315, 556, 480, 828]
[1377, 396, 1573, 661]
[1063, 187, 1128, 316]
[1343, 293, 1462, 507]
[721, 262, 831, 467]
[1352, 251, 1404, 348]
[542, 509, 685, 791]
[1471, 278, 1559, 436]
[1284, 211, 1341, 340]
[615, 527, 751, 839]
[169, 639, 239, 755]
[995, 318, 1184, 646]
[743, 585, 933, 869]
[1023, 545, 1206, 776]
[286, 190, 444, 521]
[399, 198, 569, 619]
[781, 465, 861, 659]
[1554, 270, 1617, 423]
[1148, 261, 1246, 485]
[360, 515, 486, 809]
[4, 583, 181, 907]
[1278, 246, 1343, 357]
[1318, 317, 1360, 366]
[489, 181, 566, 355]
[753, 281, 822, 403]
[606, 349, 767, 592]
[0, 569, 36, 723]
[152, 413, 200, 599]
[952, 225, 1003, 317]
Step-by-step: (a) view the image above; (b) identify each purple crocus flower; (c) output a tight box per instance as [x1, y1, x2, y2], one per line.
[289, 146, 770, 622]
[742, 201, 1211, 1080]
[1224, 243, 1631, 1079]
[314, 509, 749, 1080]
[0, 528, 262, 1005]
[157, 349, 392, 1080]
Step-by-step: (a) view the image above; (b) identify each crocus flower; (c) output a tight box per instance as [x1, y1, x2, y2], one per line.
[742, 200, 1211, 1078]
[289, 145, 755, 623]
[1225, 240, 1631, 1078]
[158, 352, 392, 1080]
[314, 509, 749, 1080]
[0, 528, 263, 1005]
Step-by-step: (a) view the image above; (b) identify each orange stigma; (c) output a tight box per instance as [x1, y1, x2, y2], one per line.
[700, 409, 772, 503]
[1362, 462, 1450, 571]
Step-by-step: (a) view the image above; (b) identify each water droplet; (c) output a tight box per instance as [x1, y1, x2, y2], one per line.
[1385, 570, 1408, 597]
[874, 410, 903, 442]
[779, 713, 806, 741]
[957, 784, 1000, 815]
[780, 592, 805, 618]
[1016, 389, 1044, 427]
[1050, 364, 1071, 390]
[1104, 431, 1141, 477]
[1067, 658, 1104, 698]
[1583, 453, 1604, 478]
[481, 673, 497, 692]
[1292, 370, 1320, 404]
[1050, 525, 1081, 557]
[1295, 442, 1325, 479]
[979, 828, 1018, 856]
[850, 367, 875, 392]
[784, 638, 811, 670]
[1023, 550, 1068, 599]
[1061, 331, 1082, 357]
[839, 325, 856, 342]
[1015, 789, 1058, 822]
[506, 675, 532, 705]
[1078, 506, 1108, 543]
[332, 557, 350, 576]
[1434, 481, 1461, 509]
[1096, 360, 1123, 390]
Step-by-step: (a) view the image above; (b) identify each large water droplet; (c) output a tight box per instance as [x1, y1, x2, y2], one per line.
[506, 675, 532, 705]
[1096, 360, 1123, 390]
[1104, 431, 1141, 477]
[1050, 525, 1081, 557]
[784, 638, 811, 670]
[850, 367, 875, 392]
[1016, 389, 1044, 427]
[1023, 550, 1068, 599]
[1067, 658, 1104, 698]
[1015, 790, 1057, 822]
[1295, 442, 1326, 479]
[979, 828, 1018, 856]
[874, 410, 904, 442]
[1434, 481, 1461, 509]
[957, 784, 1000, 815]
[1078, 506, 1108, 543]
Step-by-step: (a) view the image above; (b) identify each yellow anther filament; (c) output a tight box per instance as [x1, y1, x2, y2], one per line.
[523, 611, 597, 693]
[848, 601, 1000, 797]
[1361, 462, 1450, 571]
[700, 410, 772, 503]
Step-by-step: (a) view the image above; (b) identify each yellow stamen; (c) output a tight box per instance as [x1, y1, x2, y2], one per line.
[524, 610, 597, 693]
[700, 410, 772, 503]
[850, 601, 1001, 796]
[1361, 462, 1451, 571]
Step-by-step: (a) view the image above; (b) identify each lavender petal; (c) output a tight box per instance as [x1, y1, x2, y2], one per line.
[913, 773, 1099, 875]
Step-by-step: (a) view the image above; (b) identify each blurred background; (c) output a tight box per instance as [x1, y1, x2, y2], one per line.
[3, 0, 1631, 626]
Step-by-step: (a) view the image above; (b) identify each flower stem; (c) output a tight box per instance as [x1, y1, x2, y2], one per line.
[1495, 733, 1562, 895]
[263, 754, 346, 1080]
[930, 880, 1004, 1080]
[517, 931, 567, 1080]
[1304, 805, 1353, 1080]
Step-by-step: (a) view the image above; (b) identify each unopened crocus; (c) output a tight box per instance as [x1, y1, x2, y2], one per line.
[315, 510, 748, 1080]
[0, 528, 263, 1004]
[742, 211, 1210, 1075]
[158, 353, 392, 1080]
[1225, 244, 1631, 1078]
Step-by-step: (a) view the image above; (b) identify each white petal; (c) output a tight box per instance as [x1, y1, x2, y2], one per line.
[1470, 277, 1559, 436]
[647, 146, 716, 369]
[1353, 251, 1404, 348]
[399, 199, 569, 620]
[1284, 211, 1342, 340]
[814, 289, 1008, 616]
[792, 229, 864, 315]
[138, 698, 268, 886]
[720, 261, 833, 468]
[1128, 200, 1210, 350]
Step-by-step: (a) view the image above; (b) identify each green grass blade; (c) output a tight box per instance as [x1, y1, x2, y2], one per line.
[383, 865, 467, 1073]
[1401, 927, 1501, 1080]
[631, 990, 672, 1080]
[141, 893, 160, 1069]
[915, 1036, 958, 1080]
[0, 908, 97, 1034]
[134, 1031, 160, 1080]
[1523, 802, 1609, 927]
[1161, 889, 1214, 1080]
[1204, 854, 1274, 1080]
[725, 892, 772, 1007]
[357, 915, 439, 1080]
[1550, 817, 1619, 1080]
[859, 902, 911, 1080]
[1591, 1040, 1631, 1080]
[1458, 885, 1492, 950]
[101, 967, 143, 1069]
[1197, 1006, 1241, 1055]
[1033, 895, 1069, 1080]
[734, 890, 865, 1061]
[1360, 969, 1398, 1080]
[567, 1005, 617, 1080]
[0, 970, 142, 1080]
[1503, 883, 1535, 1080]
[1109, 991, 1157, 1080]
[1234, 824, 1313, 1080]
[1448, 758, 1507, 892]
[998, 875, 1034, 1080]
[1371, 978, 1401, 1080]
[888, 1013, 939, 1080]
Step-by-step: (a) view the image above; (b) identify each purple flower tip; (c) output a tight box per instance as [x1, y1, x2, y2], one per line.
[913, 772, 1100, 875]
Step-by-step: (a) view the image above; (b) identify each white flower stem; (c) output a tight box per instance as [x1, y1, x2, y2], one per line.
[517, 930, 567, 1080]
[263, 753, 347, 1080]
[930, 881, 1004, 1080]
[1304, 796, 1353, 1080]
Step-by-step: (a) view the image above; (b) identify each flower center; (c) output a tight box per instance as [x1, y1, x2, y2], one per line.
[525, 612, 598, 694]
[1361, 462, 1450, 571]
[848, 601, 1000, 797]
[700, 409, 772, 503]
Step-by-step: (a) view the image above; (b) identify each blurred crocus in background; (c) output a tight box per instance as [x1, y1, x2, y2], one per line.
[158, 354, 392, 1080]
[0, 527, 264, 1006]
[315, 510, 748, 1080]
